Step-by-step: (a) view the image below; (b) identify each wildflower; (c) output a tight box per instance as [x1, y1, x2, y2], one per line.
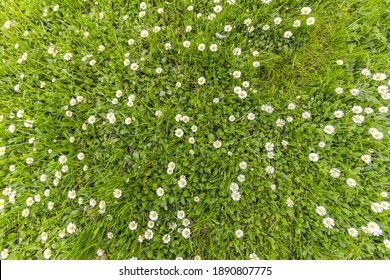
[175, 128, 184, 137]
[324, 125, 335, 134]
[235, 229, 243, 238]
[316, 206, 326, 216]
[284, 31, 293, 38]
[231, 191, 241, 201]
[156, 187, 164, 197]
[286, 198, 294, 207]
[371, 203, 383, 213]
[329, 168, 341, 178]
[113, 189, 122, 198]
[43, 249, 52, 259]
[198, 77, 206, 85]
[182, 228, 191, 239]
[346, 178, 357, 187]
[66, 223, 76, 234]
[301, 7, 312, 15]
[213, 140, 222, 149]
[63, 52, 72, 61]
[348, 228, 358, 237]
[265, 166, 274, 174]
[323, 217, 335, 228]
[209, 44, 218, 52]
[361, 154, 371, 163]
[129, 221, 138, 231]
[144, 230, 154, 240]
[149, 211, 158, 221]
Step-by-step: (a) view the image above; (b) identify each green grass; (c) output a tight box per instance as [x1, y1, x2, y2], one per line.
[0, 0, 389, 260]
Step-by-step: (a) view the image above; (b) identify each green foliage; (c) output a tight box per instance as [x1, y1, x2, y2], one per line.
[0, 0, 389, 260]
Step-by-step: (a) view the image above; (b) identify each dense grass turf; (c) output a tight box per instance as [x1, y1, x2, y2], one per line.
[0, 0, 389, 260]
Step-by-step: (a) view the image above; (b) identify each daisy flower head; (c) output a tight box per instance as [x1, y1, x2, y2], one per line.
[348, 228, 358, 237]
[129, 221, 138, 231]
[249, 253, 259, 260]
[231, 191, 241, 201]
[334, 110, 344, 118]
[235, 229, 243, 238]
[371, 202, 383, 213]
[286, 198, 294, 207]
[88, 115, 96, 124]
[372, 73, 386, 81]
[381, 201, 389, 210]
[265, 142, 274, 151]
[384, 240, 390, 248]
[144, 229, 154, 240]
[63, 52, 72, 61]
[367, 222, 382, 236]
[97, 248, 105, 257]
[247, 112, 255, 120]
[198, 77, 206, 85]
[147, 221, 155, 228]
[233, 71, 241, 78]
[361, 154, 371, 163]
[361, 68, 371, 76]
[352, 105, 363, 114]
[324, 125, 335, 134]
[130, 63, 139, 71]
[183, 40, 191, 48]
[178, 178, 187, 188]
[274, 17, 282, 25]
[336, 60, 344, 65]
[113, 189, 122, 198]
[177, 210, 185, 220]
[238, 91, 247, 99]
[265, 166, 274, 174]
[239, 161, 247, 169]
[302, 112, 311, 119]
[66, 223, 76, 234]
[329, 168, 341, 178]
[309, 153, 319, 162]
[77, 152, 85, 160]
[68, 190, 76, 199]
[293, 20, 301, 27]
[233, 48, 242, 56]
[43, 248, 52, 259]
[284, 31, 293, 38]
[276, 119, 285, 127]
[209, 44, 218, 52]
[306, 17, 316, 26]
[149, 211, 158, 221]
[346, 178, 357, 187]
[175, 128, 184, 137]
[162, 234, 171, 244]
[350, 88, 360, 96]
[300, 7, 312, 15]
[213, 140, 222, 149]
[182, 228, 191, 239]
[140, 30, 149, 38]
[316, 206, 326, 216]
[237, 174, 245, 182]
[156, 187, 164, 197]
[323, 217, 335, 229]
[198, 43, 206, 51]
[335, 87, 344, 94]
[22, 208, 30, 217]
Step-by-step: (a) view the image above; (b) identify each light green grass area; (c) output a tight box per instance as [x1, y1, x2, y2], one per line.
[0, 0, 389, 260]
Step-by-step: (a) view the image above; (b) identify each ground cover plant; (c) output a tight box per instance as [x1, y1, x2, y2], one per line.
[0, 0, 389, 260]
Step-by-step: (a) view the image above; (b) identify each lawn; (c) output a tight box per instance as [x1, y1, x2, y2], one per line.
[0, 0, 389, 260]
